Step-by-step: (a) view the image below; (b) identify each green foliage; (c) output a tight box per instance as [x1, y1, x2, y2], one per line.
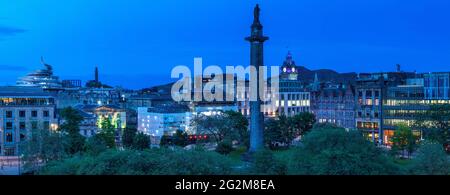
[84, 135, 108, 156]
[132, 132, 150, 150]
[264, 113, 317, 150]
[251, 150, 287, 175]
[264, 115, 292, 150]
[59, 107, 85, 155]
[291, 112, 317, 135]
[408, 143, 449, 175]
[39, 148, 233, 175]
[415, 104, 450, 146]
[59, 107, 83, 134]
[289, 127, 400, 175]
[64, 133, 86, 155]
[122, 127, 137, 148]
[98, 117, 116, 148]
[172, 130, 189, 147]
[160, 135, 171, 147]
[390, 124, 419, 158]
[191, 111, 248, 145]
[19, 129, 67, 173]
[216, 140, 234, 155]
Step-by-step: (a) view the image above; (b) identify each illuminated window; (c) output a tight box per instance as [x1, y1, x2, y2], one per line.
[6, 133, 13, 143]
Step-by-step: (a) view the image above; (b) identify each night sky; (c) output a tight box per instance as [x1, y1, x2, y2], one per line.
[1, 0, 449, 89]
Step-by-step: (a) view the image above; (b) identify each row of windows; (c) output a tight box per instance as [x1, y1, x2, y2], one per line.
[357, 121, 379, 129]
[280, 93, 310, 100]
[4, 121, 51, 130]
[3, 132, 27, 143]
[357, 111, 379, 118]
[385, 99, 450, 106]
[358, 90, 380, 98]
[2, 110, 51, 118]
[384, 110, 427, 118]
[357, 98, 380, 106]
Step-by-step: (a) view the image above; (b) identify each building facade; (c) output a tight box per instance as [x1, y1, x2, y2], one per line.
[355, 72, 416, 144]
[0, 87, 58, 156]
[424, 72, 450, 100]
[137, 104, 191, 145]
[311, 85, 355, 130]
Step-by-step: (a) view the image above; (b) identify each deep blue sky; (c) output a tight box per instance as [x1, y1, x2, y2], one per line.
[1, 0, 449, 89]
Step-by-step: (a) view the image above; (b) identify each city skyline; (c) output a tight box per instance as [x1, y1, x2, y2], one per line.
[1, 0, 450, 89]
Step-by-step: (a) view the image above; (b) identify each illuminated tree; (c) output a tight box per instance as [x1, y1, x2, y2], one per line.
[391, 124, 419, 158]
[98, 117, 116, 148]
[415, 104, 450, 149]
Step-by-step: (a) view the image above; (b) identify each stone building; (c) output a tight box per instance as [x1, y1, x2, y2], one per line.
[311, 84, 355, 130]
[0, 87, 58, 156]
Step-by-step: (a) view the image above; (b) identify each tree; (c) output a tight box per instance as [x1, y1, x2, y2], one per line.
[132, 132, 150, 150]
[190, 111, 248, 145]
[173, 130, 189, 147]
[409, 143, 449, 175]
[39, 148, 233, 175]
[264, 113, 317, 150]
[289, 127, 400, 175]
[415, 104, 450, 147]
[264, 115, 293, 149]
[59, 107, 85, 155]
[223, 111, 249, 147]
[216, 139, 234, 155]
[122, 127, 137, 148]
[20, 129, 66, 173]
[84, 135, 108, 155]
[251, 149, 287, 175]
[160, 135, 172, 147]
[97, 117, 116, 148]
[291, 112, 316, 136]
[391, 124, 419, 158]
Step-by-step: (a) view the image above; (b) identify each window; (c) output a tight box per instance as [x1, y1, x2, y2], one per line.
[43, 110, 50, 117]
[6, 111, 13, 118]
[374, 112, 379, 118]
[6, 122, 13, 130]
[19, 122, 26, 130]
[4, 148, 15, 156]
[31, 110, 38, 117]
[6, 132, 13, 142]
[19, 110, 26, 118]
[31, 121, 38, 130]
[20, 133, 26, 141]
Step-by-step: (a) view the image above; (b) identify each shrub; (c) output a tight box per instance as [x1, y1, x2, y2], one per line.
[216, 140, 234, 155]
[251, 150, 287, 175]
[408, 143, 449, 175]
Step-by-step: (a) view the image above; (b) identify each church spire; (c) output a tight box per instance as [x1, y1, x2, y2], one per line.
[313, 73, 320, 91]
